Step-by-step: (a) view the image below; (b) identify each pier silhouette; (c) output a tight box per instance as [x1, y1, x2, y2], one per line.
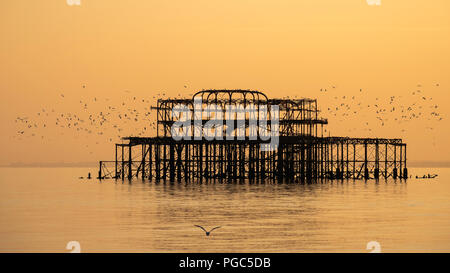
[98, 90, 407, 182]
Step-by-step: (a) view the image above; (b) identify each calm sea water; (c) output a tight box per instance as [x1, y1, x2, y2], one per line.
[0, 167, 449, 253]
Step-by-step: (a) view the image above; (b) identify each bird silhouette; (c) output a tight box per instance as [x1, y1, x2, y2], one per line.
[194, 225, 221, 236]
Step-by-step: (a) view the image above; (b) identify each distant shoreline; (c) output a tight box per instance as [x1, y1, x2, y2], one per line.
[407, 162, 450, 168]
[1, 161, 450, 168]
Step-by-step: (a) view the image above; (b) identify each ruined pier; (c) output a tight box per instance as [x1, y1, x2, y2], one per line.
[98, 90, 407, 182]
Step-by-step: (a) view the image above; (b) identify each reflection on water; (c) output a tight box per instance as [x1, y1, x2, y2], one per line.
[0, 167, 449, 252]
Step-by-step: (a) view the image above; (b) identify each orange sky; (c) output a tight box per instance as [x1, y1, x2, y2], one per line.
[0, 0, 449, 165]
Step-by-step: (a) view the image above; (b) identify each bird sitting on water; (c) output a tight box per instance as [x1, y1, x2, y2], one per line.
[194, 225, 221, 236]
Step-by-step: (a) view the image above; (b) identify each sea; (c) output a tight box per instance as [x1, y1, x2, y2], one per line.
[0, 167, 449, 252]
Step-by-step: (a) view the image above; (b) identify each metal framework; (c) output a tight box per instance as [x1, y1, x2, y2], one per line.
[98, 90, 407, 182]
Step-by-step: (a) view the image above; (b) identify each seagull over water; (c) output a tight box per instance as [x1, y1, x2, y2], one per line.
[194, 225, 222, 236]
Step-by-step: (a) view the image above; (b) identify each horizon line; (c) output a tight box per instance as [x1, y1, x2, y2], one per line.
[2, 161, 450, 168]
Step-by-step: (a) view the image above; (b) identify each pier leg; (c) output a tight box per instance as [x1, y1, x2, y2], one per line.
[393, 145, 397, 179]
[374, 141, 379, 180]
[149, 144, 152, 181]
[385, 144, 388, 179]
[353, 144, 356, 179]
[184, 144, 189, 182]
[403, 144, 408, 179]
[141, 144, 145, 180]
[346, 143, 349, 179]
[277, 144, 283, 182]
[156, 144, 160, 181]
[169, 144, 175, 182]
[163, 144, 167, 181]
[399, 144, 403, 179]
[115, 144, 118, 179]
[128, 144, 132, 180]
[99, 161, 102, 180]
[121, 145, 125, 181]
[364, 142, 369, 180]
[176, 145, 182, 182]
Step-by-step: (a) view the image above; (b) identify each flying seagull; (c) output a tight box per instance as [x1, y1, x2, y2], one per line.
[194, 225, 221, 236]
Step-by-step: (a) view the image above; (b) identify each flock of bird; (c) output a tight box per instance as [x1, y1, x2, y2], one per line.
[319, 84, 443, 135]
[13, 87, 166, 152]
[12, 84, 444, 152]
